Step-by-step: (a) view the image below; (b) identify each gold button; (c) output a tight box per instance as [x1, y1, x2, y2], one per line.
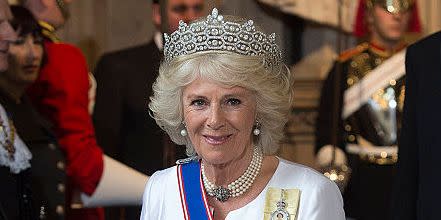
[350, 61, 357, 67]
[48, 143, 56, 150]
[389, 79, 396, 86]
[56, 161, 65, 170]
[344, 124, 352, 131]
[347, 78, 354, 86]
[342, 165, 349, 172]
[56, 205, 64, 215]
[375, 58, 382, 65]
[57, 183, 65, 193]
[348, 135, 355, 142]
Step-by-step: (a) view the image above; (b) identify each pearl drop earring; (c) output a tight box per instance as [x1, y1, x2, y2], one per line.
[180, 128, 187, 137]
[253, 121, 261, 136]
[253, 128, 260, 136]
[180, 122, 187, 137]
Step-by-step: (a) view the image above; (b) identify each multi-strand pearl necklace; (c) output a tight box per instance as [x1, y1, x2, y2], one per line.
[201, 146, 263, 202]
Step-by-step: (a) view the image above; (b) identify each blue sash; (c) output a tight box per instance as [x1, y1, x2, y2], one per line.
[177, 161, 213, 220]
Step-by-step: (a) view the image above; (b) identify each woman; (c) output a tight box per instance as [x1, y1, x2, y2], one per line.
[141, 9, 345, 220]
[0, 6, 65, 219]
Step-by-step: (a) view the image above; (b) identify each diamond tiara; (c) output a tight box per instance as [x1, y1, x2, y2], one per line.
[163, 8, 282, 69]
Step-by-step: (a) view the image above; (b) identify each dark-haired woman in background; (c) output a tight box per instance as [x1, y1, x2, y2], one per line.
[0, 6, 65, 219]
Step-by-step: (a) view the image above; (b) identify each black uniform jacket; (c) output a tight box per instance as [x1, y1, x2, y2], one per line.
[315, 42, 405, 220]
[316, 42, 406, 151]
[0, 91, 65, 220]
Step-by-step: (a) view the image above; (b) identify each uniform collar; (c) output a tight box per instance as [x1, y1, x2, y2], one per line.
[369, 41, 407, 58]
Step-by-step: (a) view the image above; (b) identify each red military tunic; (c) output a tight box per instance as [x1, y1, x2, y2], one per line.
[27, 21, 104, 220]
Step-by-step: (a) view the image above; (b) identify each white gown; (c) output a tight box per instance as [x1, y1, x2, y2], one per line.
[140, 158, 345, 220]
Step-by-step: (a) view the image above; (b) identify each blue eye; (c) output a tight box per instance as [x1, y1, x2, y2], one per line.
[226, 98, 241, 106]
[190, 99, 206, 107]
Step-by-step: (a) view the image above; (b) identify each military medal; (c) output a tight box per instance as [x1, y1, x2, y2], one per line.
[270, 189, 290, 220]
[263, 188, 300, 220]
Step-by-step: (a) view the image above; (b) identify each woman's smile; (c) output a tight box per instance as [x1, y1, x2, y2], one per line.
[203, 134, 233, 145]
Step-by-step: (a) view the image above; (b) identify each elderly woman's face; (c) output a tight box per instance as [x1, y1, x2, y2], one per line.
[183, 77, 256, 165]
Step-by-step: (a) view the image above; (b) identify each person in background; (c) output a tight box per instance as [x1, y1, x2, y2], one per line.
[142, 9, 345, 220]
[0, 0, 15, 72]
[93, 0, 204, 218]
[19, 0, 104, 219]
[0, 5, 66, 219]
[315, 0, 420, 219]
[391, 30, 441, 220]
[94, 0, 205, 170]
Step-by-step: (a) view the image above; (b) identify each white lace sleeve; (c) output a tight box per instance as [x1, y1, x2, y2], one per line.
[0, 103, 32, 174]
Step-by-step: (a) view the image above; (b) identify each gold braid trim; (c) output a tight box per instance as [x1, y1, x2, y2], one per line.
[38, 21, 61, 43]
[368, 43, 407, 58]
[338, 43, 369, 62]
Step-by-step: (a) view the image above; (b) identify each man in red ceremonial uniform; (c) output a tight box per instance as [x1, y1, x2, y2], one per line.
[21, 0, 104, 219]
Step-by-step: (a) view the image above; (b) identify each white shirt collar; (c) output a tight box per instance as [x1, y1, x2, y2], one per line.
[154, 31, 163, 51]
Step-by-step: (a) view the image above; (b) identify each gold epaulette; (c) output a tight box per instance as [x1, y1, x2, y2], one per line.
[337, 43, 369, 62]
[38, 21, 61, 43]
